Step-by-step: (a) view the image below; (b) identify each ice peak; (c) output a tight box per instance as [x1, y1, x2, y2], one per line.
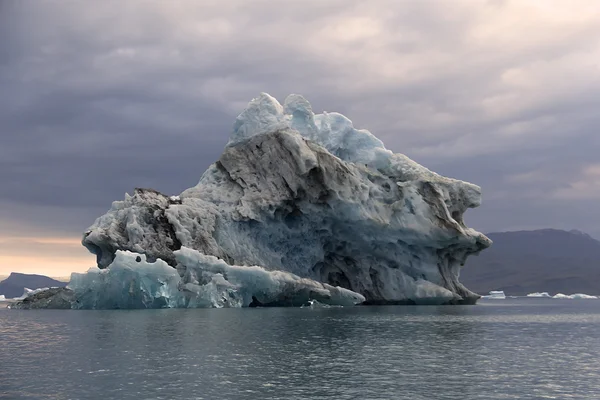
[230, 93, 286, 144]
[228, 93, 391, 169]
[283, 94, 313, 116]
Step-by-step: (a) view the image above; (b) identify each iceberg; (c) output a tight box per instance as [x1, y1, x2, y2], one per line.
[16, 93, 491, 309]
[553, 293, 598, 299]
[482, 291, 506, 299]
[526, 292, 597, 299]
[0, 295, 5, 301]
[569, 293, 598, 299]
[526, 292, 552, 298]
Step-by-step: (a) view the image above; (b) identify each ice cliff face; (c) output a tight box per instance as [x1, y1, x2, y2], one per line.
[19, 93, 491, 309]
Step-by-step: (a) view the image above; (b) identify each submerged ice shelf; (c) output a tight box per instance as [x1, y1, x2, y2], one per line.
[16, 93, 492, 309]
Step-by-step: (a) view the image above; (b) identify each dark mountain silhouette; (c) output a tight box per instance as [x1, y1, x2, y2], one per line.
[461, 229, 600, 296]
[0, 273, 67, 299]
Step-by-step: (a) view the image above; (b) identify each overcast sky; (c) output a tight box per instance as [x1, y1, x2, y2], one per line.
[1, 0, 600, 276]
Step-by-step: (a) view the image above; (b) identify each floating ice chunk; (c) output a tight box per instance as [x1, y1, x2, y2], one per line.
[300, 299, 340, 309]
[528, 292, 552, 298]
[552, 293, 598, 299]
[482, 291, 506, 299]
[526, 292, 598, 299]
[569, 293, 598, 299]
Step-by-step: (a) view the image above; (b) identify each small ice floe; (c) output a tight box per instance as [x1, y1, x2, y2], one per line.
[526, 292, 552, 298]
[481, 291, 506, 299]
[552, 293, 598, 299]
[300, 299, 343, 309]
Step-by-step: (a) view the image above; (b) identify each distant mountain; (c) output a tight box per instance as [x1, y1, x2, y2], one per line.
[461, 229, 600, 296]
[0, 273, 67, 299]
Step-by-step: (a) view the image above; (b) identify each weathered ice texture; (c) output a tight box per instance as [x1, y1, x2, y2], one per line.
[19, 93, 491, 309]
[14, 287, 74, 309]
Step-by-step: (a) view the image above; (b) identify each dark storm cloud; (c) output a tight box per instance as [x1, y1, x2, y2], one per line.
[1, 0, 600, 239]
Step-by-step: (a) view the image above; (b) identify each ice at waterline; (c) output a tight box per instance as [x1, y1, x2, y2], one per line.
[15, 93, 491, 309]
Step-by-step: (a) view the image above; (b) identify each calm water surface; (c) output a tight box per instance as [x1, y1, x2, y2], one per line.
[1, 298, 599, 399]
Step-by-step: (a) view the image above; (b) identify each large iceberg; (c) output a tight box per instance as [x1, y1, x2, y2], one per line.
[16, 93, 491, 309]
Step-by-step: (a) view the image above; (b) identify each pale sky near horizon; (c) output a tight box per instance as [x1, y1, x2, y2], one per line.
[1, 0, 600, 276]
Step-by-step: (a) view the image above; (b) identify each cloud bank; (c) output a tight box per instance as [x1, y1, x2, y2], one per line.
[1, 0, 599, 274]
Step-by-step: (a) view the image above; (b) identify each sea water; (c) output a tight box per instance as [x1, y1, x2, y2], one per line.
[1, 298, 599, 399]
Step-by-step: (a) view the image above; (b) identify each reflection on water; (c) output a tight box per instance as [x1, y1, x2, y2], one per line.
[1, 299, 599, 399]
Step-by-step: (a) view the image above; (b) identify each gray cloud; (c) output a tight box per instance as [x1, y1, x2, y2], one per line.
[1, 0, 600, 242]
